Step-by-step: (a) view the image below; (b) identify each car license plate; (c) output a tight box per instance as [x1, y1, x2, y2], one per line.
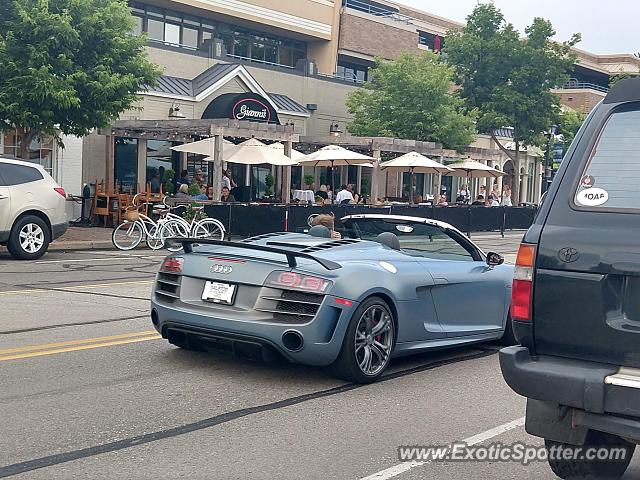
[201, 281, 235, 305]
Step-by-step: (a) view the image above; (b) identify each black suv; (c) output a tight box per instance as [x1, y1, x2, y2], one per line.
[500, 77, 640, 479]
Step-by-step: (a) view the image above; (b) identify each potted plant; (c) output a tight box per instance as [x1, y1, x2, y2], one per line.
[304, 173, 314, 190]
[264, 173, 274, 197]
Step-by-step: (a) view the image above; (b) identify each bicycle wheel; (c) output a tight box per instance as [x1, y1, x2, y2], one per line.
[112, 221, 143, 250]
[192, 218, 225, 241]
[145, 225, 164, 250]
[159, 219, 190, 252]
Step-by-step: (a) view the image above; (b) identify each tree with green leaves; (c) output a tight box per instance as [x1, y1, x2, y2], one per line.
[557, 109, 586, 149]
[0, 0, 160, 159]
[445, 4, 580, 203]
[346, 52, 477, 152]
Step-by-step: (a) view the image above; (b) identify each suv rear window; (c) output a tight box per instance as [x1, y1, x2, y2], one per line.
[574, 108, 640, 210]
[0, 163, 44, 186]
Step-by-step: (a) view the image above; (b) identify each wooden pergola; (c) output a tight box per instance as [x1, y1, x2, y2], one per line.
[103, 119, 504, 202]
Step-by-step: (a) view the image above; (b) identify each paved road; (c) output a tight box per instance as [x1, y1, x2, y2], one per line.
[1, 248, 639, 479]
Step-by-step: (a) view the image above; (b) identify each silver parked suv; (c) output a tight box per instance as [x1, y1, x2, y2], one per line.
[0, 156, 68, 259]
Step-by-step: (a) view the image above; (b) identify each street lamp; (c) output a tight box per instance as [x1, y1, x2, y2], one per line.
[542, 124, 558, 194]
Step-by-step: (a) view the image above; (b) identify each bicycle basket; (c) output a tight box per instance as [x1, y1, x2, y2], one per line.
[124, 209, 140, 222]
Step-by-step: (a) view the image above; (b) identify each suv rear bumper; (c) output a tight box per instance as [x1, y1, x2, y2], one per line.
[51, 221, 68, 241]
[500, 346, 640, 442]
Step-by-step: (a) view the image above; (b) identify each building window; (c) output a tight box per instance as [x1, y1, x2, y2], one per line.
[337, 61, 368, 83]
[3, 129, 55, 178]
[164, 22, 180, 45]
[114, 137, 138, 193]
[418, 31, 444, 52]
[128, 1, 306, 67]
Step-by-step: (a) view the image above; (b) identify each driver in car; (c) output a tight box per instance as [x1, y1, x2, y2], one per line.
[310, 214, 342, 239]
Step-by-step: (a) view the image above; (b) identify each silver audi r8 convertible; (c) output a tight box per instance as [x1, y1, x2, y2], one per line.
[151, 214, 515, 383]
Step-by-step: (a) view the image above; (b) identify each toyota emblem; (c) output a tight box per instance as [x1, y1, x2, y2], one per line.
[558, 247, 580, 263]
[210, 264, 233, 274]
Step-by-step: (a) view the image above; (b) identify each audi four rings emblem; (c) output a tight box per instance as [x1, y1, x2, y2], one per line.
[210, 264, 233, 274]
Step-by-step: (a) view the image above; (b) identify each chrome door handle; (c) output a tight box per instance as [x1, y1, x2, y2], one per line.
[0, 194, 8, 200]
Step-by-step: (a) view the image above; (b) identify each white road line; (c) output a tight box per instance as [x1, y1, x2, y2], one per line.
[359, 417, 525, 480]
[34, 255, 165, 264]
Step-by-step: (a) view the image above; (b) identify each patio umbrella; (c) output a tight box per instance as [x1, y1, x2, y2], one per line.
[267, 142, 306, 162]
[445, 158, 504, 202]
[297, 145, 374, 191]
[204, 138, 299, 166]
[380, 151, 453, 201]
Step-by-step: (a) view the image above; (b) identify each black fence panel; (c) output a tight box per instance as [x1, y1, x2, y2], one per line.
[203, 204, 232, 232]
[505, 207, 537, 230]
[470, 206, 504, 233]
[227, 204, 287, 236]
[201, 204, 537, 237]
[430, 206, 470, 232]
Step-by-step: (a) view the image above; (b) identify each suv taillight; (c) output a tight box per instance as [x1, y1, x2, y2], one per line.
[512, 244, 536, 322]
[54, 187, 66, 198]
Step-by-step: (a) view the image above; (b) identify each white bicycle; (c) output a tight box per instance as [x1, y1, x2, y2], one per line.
[112, 196, 225, 251]
[158, 205, 225, 252]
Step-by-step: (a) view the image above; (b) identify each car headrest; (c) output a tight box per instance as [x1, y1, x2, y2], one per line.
[308, 225, 331, 238]
[376, 232, 400, 250]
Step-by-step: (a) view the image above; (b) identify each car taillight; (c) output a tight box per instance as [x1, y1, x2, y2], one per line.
[161, 257, 183, 274]
[511, 244, 536, 322]
[266, 271, 332, 293]
[54, 187, 66, 198]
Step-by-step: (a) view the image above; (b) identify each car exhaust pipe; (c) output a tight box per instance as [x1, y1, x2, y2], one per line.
[282, 330, 304, 352]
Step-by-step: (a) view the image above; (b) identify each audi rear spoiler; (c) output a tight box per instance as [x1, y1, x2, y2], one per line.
[177, 238, 342, 270]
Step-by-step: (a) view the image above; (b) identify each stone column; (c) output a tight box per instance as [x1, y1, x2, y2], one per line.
[519, 160, 529, 204]
[532, 157, 542, 203]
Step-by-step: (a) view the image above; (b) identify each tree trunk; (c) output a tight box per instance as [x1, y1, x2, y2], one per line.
[18, 127, 38, 160]
[512, 142, 521, 206]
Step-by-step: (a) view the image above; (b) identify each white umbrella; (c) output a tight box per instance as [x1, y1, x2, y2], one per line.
[204, 138, 299, 166]
[297, 145, 374, 191]
[380, 152, 453, 201]
[267, 142, 306, 162]
[445, 158, 505, 202]
[297, 145, 375, 167]
[445, 158, 505, 178]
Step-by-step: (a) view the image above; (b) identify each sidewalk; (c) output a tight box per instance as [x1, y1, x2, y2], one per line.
[50, 226, 114, 251]
[45, 227, 523, 262]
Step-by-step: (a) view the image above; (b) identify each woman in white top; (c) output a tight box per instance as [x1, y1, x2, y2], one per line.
[501, 185, 513, 207]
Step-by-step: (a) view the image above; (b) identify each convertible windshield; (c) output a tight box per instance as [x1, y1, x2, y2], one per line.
[346, 219, 475, 261]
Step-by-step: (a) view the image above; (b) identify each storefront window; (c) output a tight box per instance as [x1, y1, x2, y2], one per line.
[251, 165, 271, 199]
[402, 172, 425, 199]
[114, 137, 138, 193]
[146, 140, 178, 194]
[291, 166, 302, 190]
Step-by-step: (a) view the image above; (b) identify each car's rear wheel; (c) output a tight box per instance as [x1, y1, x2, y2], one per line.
[331, 297, 395, 384]
[545, 431, 635, 480]
[8, 215, 51, 260]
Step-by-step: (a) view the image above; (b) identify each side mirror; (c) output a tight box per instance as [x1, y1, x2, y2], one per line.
[486, 252, 504, 267]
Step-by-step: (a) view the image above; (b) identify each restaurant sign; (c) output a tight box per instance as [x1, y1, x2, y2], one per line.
[202, 92, 280, 124]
